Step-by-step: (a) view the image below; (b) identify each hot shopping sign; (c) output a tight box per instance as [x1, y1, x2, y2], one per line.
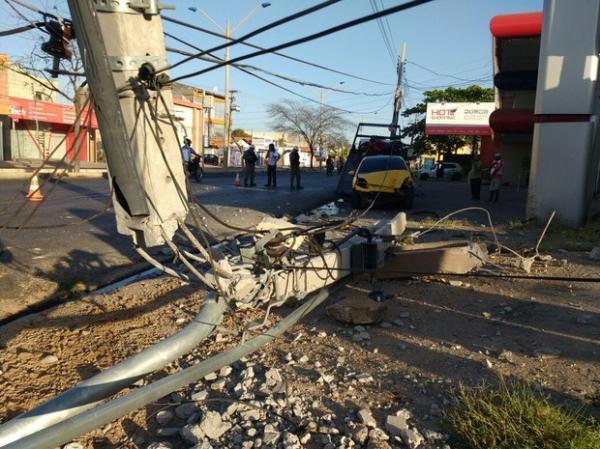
[425, 102, 495, 136]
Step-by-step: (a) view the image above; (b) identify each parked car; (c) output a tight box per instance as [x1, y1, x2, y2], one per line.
[441, 162, 464, 180]
[417, 162, 438, 180]
[350, 155, 414, 209]
[418, 161, 464, 181]
[202, 154, 219, 166]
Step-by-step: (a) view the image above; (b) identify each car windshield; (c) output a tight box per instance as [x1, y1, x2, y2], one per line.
[358, 157, 407, 174]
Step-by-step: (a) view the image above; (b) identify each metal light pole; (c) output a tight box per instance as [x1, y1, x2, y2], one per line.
[188, 2, 271, 168]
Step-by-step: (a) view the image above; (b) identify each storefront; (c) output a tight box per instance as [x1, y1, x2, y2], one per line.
[3, 96, 98, 162]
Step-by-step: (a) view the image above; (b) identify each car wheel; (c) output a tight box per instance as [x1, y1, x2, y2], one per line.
[420, 173, 429, 181]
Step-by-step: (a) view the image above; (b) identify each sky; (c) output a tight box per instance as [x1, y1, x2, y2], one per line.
[0, 0, 543, 135]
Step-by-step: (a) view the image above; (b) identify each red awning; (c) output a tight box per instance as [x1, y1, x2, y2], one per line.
[490, 12, 543, 39]
[489, 109, 534, 133]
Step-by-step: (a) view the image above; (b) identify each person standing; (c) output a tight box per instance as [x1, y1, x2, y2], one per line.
[468, 156, 483, 200]
[488, 153, 504, 202]
[265, 143, 280, 188]
[326, 155, 334, 176]
[289, 146, 303, 190]
[242, 145, 258, 187]
[180, 138, 201, 182]
[336, 156, 344, 175]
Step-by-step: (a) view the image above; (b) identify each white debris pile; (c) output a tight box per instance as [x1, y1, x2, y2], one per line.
[139, 353, 450, 449]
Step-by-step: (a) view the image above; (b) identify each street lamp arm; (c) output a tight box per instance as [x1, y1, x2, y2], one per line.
[188, 6, 225, 32]
[232, 2, 263, 32]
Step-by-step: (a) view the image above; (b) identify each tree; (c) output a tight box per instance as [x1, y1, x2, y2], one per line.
[401, 85, 494, 156]
[231, 128, 251, 139]
[267, 100, 352, 168]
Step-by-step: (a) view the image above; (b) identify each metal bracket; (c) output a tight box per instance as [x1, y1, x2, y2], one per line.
[94, 0, 174, 15]
[108, 55, 168, 72]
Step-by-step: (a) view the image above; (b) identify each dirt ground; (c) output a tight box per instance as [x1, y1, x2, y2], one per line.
[1, 238, 598, 448]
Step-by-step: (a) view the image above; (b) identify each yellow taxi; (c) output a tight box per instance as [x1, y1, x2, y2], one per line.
[350, 155, 414, 209]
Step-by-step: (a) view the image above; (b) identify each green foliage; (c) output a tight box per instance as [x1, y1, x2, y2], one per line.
[444, 380, 600, 449]
[231, 128, 251, 139]
[541, 220, 600, 252]
[402, 85, 495, 155]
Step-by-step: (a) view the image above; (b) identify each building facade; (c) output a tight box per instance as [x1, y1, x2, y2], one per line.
[0, 54, 98, 163]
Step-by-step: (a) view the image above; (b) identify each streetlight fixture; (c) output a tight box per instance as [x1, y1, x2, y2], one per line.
[188, 2, 271, 167]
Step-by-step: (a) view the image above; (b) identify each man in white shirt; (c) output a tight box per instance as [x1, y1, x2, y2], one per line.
[264, 143, 280, 188]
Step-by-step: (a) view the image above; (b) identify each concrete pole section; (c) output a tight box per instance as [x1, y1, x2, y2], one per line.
[528, 0, 600, 226]
[67, 1, 188, 246]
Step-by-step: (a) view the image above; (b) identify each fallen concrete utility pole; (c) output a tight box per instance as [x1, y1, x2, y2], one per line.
[0, 211, 407, 446]
[375, 241, 488, 279]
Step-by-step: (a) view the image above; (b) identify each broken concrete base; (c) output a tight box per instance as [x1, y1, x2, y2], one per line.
[326, 297, 388, 324]
[377, 241, 487, 279]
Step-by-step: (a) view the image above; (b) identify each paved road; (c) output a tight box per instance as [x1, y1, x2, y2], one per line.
[0, 170, 339, 319]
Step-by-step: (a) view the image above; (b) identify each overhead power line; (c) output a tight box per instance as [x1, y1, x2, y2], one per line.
[369, 0, 396, 65]
[164, 0, 342, 74]
[165, 36, 388, 115]
[166, 0, 436, 84]
[407, 60, 491, 82]
[0, 21, 44, 36]
[161, 15, 393, 86]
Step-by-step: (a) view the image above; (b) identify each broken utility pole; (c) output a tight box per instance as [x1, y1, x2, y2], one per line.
[66, 0, 188, 247]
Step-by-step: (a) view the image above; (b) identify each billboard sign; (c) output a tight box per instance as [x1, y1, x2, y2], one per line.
[8, 97, 98, 128]
[425, 102, 495, 136]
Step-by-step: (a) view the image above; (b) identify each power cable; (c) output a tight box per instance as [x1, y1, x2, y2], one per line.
[369, 0, 396, 65]
[166, 42, 391, 97]
[162, 15, 393, 86]
[165, 39, 388, 115]
[380, 0, 398, 52]
[407, 60, 491, 82]
[0, 21, 44, 36]
[4, 0, 58, 19]
[166, 0, 437, 84]
[163, 0, 342, 74]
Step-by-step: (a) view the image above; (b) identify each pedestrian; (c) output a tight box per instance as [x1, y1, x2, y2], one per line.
[180, 138, 201, 182]
[488, 152, 504, 202]
[264, 143, 280, 188]
[242, 145, 258, 187]
[326, 155, 334, 176]
[336, 156, 345, 175]
[468, 156, 483, 200]
[289, 146, 303, 190]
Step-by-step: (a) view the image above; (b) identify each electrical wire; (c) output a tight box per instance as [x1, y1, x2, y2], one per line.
[407, 60, 491, 82]
[165, 39, 385, 115]
[165, 43, 392, 98]
[0, 21, 44, 36]
[166, 0, 437, 84]
[163, 0, 342, 74]
[162, 15, 393, 87]
[369, 0, 396, 65]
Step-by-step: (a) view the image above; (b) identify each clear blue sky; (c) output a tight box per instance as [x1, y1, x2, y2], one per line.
[0, 0, 542, 134]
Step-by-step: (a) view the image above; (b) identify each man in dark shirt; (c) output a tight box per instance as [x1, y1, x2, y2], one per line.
[289, 146, 303, 190]
[242, 145, 258, 187]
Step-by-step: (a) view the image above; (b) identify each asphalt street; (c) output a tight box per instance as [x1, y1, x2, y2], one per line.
[0, 170, 340, 319]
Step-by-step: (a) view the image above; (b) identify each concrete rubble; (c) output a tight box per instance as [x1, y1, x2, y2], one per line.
[140, 341, 449, 449]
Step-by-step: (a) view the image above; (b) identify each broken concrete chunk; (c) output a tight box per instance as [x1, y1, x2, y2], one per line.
[199, 411, 232, 440]
[358, 408, 377, 427]
[327, 297, 388, 324]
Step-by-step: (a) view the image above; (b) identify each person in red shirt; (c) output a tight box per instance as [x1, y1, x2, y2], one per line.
[488, 153, 504, 202]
